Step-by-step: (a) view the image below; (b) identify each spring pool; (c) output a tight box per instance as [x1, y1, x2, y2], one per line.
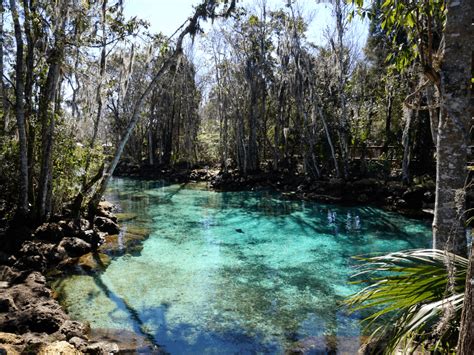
[53, 178, 431, 354]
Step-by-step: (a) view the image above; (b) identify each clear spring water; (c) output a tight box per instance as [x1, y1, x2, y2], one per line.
[54, 178, 431, 354]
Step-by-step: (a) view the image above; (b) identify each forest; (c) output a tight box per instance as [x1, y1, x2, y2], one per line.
[0, 0, 473, 354]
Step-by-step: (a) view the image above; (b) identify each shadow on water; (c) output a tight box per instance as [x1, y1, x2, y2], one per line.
[140, 305, 283, 354]
[91, 271, 160, 350]
[90, 272, 284, 354]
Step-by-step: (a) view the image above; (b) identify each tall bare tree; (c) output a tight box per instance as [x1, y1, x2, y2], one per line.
[9, 0, 29, 217]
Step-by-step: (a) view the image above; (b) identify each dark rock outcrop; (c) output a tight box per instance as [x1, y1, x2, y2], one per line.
[0, 200, 132, 353]
[34, 223, 65, 243]
[0, 270, 69, 334]
[12, 242, 64, 272]
[59, 237, 92, 258]
[94, 216, 120, 235]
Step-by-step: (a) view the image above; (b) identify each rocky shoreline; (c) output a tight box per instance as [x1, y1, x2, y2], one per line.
[0, 201, 162, 354]
[0, 166, 436, 354]
[115, 162, 436, 219]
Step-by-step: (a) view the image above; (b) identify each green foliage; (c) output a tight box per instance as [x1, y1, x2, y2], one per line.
[351, 0, 446, 72]
[52, 124, 105, 215]
[346, 249, 467, 353]
[0, 136, 19, 220]
[196, 120, 220, 164]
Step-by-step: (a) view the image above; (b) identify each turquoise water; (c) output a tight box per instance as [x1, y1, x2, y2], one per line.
[54, 178, 431, 354]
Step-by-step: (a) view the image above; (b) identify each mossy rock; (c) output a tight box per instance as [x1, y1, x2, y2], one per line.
[78, 252, 111, 271]
[98, 235, 120, 254]
[130, 193, 148, 201]
[115, 213, 138, 222]
[98, 233, 145, 256]
[123, 226, 150, 238]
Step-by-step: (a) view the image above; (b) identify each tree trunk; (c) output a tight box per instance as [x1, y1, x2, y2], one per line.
[88, 2, 226, 214]
[401, 105, 415, 185]
[334, 0, 349, 178]
[433, 0, 471, 256]
[72, 0, 108, 221]
[10, 0, 29, 217]
[37, 49, 63, 221]
[453, 0, 474, 351]
[426, 85, 439, 145]
[383, 84, 393, 156]
[458, 244, 474, 354]
[0, 0, 8, 133]
[246, 61, 259, 173]
[148, 127, 154, 165]
[23, 0, 37, 206]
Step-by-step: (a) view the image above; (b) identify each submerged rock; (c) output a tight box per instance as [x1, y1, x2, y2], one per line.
[89, 328, 164, 354]
[77, 252, 111, 272]
[115, 213, 138, 222]
[98, 232, 146, 256]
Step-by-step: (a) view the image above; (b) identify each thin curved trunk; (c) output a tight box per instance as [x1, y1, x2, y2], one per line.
[0, 0, 8, 133]
[334, 0, 349, 178]
[89, 1, 229, 214]
[401, 105, 415, 185]
[10, 0, 29, 217]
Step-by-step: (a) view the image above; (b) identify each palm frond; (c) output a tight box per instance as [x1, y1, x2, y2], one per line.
[345, 249, 468, 354]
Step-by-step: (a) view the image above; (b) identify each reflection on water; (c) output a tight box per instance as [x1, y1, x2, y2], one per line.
[54, 178, 431, 354]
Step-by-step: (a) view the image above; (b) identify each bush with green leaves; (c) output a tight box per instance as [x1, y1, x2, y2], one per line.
[0, 136, 19, 220]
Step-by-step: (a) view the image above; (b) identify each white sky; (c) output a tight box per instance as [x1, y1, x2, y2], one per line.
[123, 0, 369, 48]
[123, 0, 369, 97]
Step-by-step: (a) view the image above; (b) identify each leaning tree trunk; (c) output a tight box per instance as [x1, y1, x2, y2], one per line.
[89, 0, 236, 215]
[10, 0, 29, 217]
[454, 0, 474, 351]
[433, 0, 471, 257]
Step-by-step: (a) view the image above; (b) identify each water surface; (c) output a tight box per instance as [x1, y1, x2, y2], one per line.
[54, 178, 431, 354]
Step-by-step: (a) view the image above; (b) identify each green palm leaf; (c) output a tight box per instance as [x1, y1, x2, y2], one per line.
[345, 249, 468, 354]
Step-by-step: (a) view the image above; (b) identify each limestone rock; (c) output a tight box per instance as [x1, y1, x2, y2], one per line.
[94, 217, 120, 235]
[77, 253, 111, 272]
[0, 332, 24, 345]
[12, 241, 62, 272]
[38, 341, 81, 355]
[34, 223, 65, 243]
[59, 320, 89, 341]
[0, 271, 71, 335]
[59, 237, 92, 258]
[86, 341, 119, 354]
